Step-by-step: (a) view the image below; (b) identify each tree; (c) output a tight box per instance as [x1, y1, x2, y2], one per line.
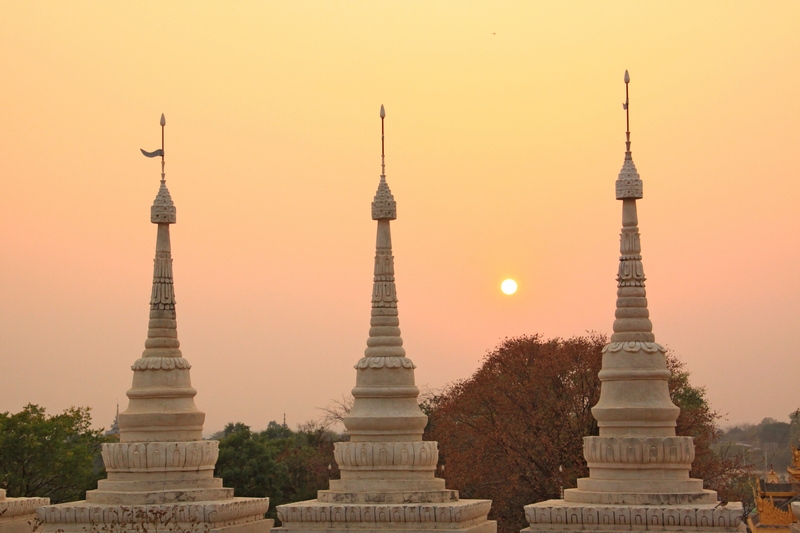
[0, 404, 108, 503]
[213, 421, 346, 523]
[424, 334, 604, 533]
[424, 334, 752, 533]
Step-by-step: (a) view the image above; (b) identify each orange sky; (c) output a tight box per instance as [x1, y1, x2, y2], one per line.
[1, 2, 799, 434]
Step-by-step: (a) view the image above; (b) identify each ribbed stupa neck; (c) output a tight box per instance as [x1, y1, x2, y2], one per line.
[144, 180, 181, 357]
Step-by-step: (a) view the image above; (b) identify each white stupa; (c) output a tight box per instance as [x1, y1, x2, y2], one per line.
[522, 72, 744, 532]
[37, 115, 272, 533]
[275, 106, 495, 533]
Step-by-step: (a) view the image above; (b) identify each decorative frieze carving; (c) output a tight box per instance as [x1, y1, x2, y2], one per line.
[525, 502, 742, 529]
[620, 228, 642, 255]
[37, 499, 269, 525]
[101, 441, 218, 472]
[371, 280, 398, 308]
[150, 255, 175, 310]
[354, 357, 416, 370]
[583, 436, 695, 466]
[277, 500, 490, 524]
[602, 341, 666, 354]
[131, 357, 192, 371]
[334, 441, 438, 470]
[0, 497, 50, 519]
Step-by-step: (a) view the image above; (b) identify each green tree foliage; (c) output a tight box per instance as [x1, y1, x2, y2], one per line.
[213, 421, 346, 522]
[0, 404, 109, 503]
[424, 334, 751, 533]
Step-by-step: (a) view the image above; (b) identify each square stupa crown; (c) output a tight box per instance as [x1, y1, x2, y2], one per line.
[615, 158, 643, 199]
[151, 182, 177, 223]
[372, 178, 397, 220]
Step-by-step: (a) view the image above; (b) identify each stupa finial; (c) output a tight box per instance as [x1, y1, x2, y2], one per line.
[372, 105, 397, 220]
[616, 71, 642, 200]
[141, 113, 167, 181]
[380, 104, 386, 176]
[624, 70, 631, 158]
[142, 114, 176, 225]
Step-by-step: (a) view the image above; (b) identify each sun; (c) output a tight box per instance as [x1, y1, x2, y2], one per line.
[501, 279, 518, 295]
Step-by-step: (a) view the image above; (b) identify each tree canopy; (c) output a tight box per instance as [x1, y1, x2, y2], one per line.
[0, 404, 109, 503]
[424, 334, 751, 533]
[213, 421, 346, 522]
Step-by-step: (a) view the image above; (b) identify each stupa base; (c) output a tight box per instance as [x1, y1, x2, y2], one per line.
[275, 498, 496, 533]
[36, 497, 272, 533]
[0, 495, 50, 533]
[523, 499, 744, 533]
[317, 490, 459, 504]
[565, 488, 718, 506]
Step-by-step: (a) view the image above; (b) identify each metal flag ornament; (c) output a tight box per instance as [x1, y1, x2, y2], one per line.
[140, 113, 166, 159]
[141, 114, 167, 181]
[140, 148, 164, 158]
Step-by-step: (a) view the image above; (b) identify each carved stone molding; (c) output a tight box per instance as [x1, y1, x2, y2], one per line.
[334, 441, 438, 470]
[131, 357, 192, 371]
[38, 498, 269, 525]
[101, 441, 218, 472]
[583, 436, 695, 466]
[354, 356, 416, 370]
[0, 497, 50, 519]
[150, 255, 175, 310]
[371, 280, 398, 308]
[277, 499, 490, 524]
[525, 502, 742, 530]
[602, 341, 665, 354]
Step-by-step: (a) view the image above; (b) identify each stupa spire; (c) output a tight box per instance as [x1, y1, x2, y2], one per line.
[592, 70, 675, 437]
[343, 105, 427, 446]
[609, 69, 654, 346]
[117, 114, 204, 443]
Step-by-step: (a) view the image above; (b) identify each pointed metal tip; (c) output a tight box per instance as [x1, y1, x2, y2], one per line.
[380, 105, 385, 119]
[160, 113, 166, 126]
[624, 70, 630, 84]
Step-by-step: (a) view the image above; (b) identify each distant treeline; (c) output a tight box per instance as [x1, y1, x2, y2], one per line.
[720, 413, 800, 474]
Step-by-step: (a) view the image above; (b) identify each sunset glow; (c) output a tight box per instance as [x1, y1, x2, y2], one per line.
[1, 2, 799, 433]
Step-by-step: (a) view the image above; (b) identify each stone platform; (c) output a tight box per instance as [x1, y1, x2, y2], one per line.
[276, 498, 494, 533]
[0, 490, 49, 533]
[37, 498, 272, 533]
[524, 500, 744, 532]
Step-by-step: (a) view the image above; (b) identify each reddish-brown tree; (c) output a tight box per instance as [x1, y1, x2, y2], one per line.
[424, 334, 751, 533]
